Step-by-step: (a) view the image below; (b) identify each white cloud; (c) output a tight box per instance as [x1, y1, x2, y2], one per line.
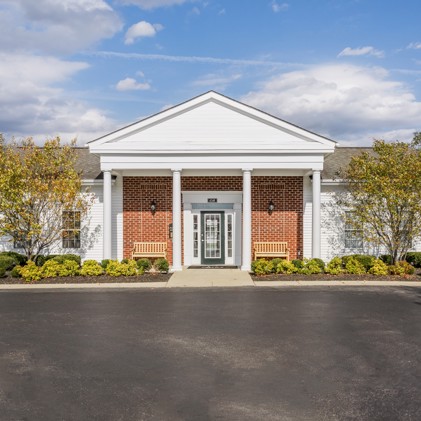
[119, 0, 188, 9]
[407, 42, 421, 50]
[94, 51, 295, 67]
[0, 54, 115, 144]
[271, 1, 289, 13]
[242, 64, 421, 145]
[0, 0, 122, 54]
[338, 46, 384, 58]
[116, 77, 151, 91]
[125, 21, 163, 44]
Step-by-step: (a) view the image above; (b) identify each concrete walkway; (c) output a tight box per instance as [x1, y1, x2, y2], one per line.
[168, 268, 254, 287]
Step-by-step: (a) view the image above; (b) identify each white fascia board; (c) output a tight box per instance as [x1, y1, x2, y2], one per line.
[90, 146, 335, 155]
[99, 154, 325, 171]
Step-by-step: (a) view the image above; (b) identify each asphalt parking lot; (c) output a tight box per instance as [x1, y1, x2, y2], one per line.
[1, 286, 420, 421]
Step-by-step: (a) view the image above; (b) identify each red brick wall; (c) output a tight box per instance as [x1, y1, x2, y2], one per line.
[123, 175, 303, 264]
[181, 176, 242, 191]
[123, 177, 173, 262]
[251, 176, 303, 260]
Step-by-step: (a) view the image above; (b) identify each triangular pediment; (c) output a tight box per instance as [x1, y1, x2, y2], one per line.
[89, 91, 336, 153]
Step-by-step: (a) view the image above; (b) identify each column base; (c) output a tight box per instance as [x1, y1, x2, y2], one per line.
[170, 265, 183, 272]
[241, 264, 251, 272]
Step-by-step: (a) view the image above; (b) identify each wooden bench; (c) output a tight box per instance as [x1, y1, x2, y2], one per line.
[254, 242, 289, 261]
[132, 242, 167, 260]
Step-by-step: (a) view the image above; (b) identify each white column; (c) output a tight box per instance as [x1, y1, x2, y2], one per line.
[103, 170, 112, 260]
[172, 169, 182, 271]
[312, 170, 321, 259]
[241, 169, 252, 271]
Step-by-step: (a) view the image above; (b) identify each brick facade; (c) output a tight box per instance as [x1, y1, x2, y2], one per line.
[251, 176, 303, 260]
[123, 175, 303, 264]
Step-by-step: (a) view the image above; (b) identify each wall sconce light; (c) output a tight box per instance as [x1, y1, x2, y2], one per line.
[150, 200, 157, 214]
[309, 174, 323, 182]
[268, 200, 275, 214]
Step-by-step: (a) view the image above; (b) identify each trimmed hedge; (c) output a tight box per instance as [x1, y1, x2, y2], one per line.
[0, 251, 27, 266]
[154, 258, 169, 273]
[0, 255, 18, 271]
[405, 252, 421, 268]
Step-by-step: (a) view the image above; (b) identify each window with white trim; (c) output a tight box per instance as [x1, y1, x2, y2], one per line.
[344, 211, 363, 249]
[227, 214, 233, 258]
[62, 211, 81, 249]
[193, 214, 199, 258]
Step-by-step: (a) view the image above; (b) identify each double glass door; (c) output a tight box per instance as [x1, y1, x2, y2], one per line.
[201, 212, 225, 265]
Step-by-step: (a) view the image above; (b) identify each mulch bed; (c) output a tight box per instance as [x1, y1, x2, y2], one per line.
[251, 273, 421, 282]
[0, 273, 172, 285]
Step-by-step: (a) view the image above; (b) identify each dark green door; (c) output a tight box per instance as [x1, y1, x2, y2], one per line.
[201, 212, 225, 265]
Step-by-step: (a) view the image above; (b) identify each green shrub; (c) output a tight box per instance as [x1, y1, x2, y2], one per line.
[52, 254, 81, 266]
[379, 254, 393, 265]
[368, 259, 389, 275]
[57, 260, 80, 277]
[276, 260, 298, 274]
[389, 261, 415, 276]
[0, 265, 6, 278]
[0, 255, 18, 271]
[311, 258, 325, 271]
[105, 260, 138, 277]
[11, 266, 22, 278]
[137, 258, 152, 272]
[300, 258, 323, 275]
[352, 255, 375, 271]
[270, 258, 284, 272]
[121, 258, 129, 264]
[398, 261, 415, 275]
[345, 257, 366, 275]
[291, 259, 304, 269]
[0, 251, 27, 266]
[253, 259, 274, 275]
[405, 252, 421, 268]
[252, 259, 268, 275]
[19, 261, 42, 282]
[154, 258, 169, 273]
[101, 259, 111, 269]
[325, 257, 344, 275]
[80, 260, 104, 276]
[41, 260, 62, 278]
[35, 255, 56, 267]
[41, 259, 80, 278]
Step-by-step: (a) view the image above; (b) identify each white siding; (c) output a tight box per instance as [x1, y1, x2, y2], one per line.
[108, 101, 323, 151]
[0, 178, 124, 262]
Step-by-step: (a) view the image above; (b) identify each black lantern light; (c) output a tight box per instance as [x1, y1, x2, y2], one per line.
[150, 200, 157, 214]
[268, 200, 275, 214]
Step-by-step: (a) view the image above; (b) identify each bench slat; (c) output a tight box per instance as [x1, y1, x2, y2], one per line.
[132, 242, 167, 260]
[254, 242, 289, 261]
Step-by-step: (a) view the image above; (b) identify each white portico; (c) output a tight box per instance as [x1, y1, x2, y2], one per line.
[88, 91, 335, 271]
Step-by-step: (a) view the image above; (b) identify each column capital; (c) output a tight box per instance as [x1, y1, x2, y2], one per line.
[242, 168, 253, 173]
[171, 168, 182, 173]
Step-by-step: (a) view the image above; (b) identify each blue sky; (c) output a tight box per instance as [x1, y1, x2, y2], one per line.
[1, 0, 421, 146]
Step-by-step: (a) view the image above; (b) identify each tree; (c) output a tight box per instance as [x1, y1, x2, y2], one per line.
[0, 136, 93, 260]
[339, 135, 421, 264]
